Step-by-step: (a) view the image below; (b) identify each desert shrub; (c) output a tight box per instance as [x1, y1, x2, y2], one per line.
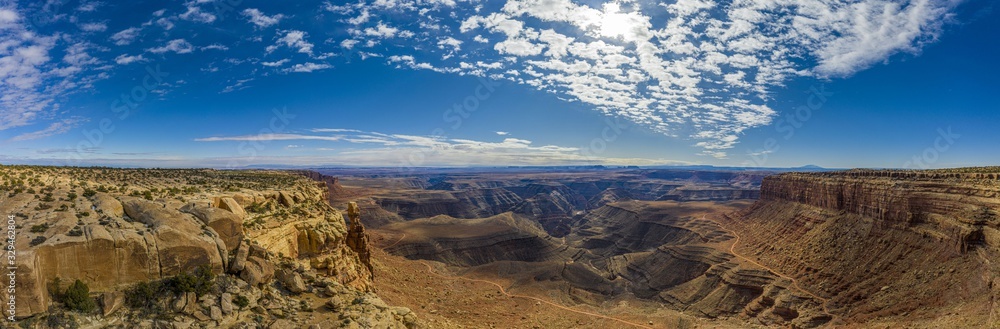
[62, 280, 96, 313]
[67, 226, 84, 236]
[124, 280, 163, 313]
[233, 294, 250, 310]
[45, 312, 79, 329]
[30, 236, 46, 246]
[165, 265, 215, 297]
[82, 189, 96, 198]
[30, 223, 49, 233]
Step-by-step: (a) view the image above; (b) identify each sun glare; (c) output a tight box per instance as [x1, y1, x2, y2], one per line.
[597, 3, 635, 40]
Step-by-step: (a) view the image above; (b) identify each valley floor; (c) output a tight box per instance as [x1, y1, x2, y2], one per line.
[369, 230, 754, 329]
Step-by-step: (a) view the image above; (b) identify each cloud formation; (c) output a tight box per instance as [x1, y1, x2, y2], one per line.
[195, 128, 680, 166]
[328, 0, 958, 158]
[0, 0, 962, 155]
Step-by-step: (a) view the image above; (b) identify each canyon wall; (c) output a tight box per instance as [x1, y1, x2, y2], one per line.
[732, 169, 1000, 324]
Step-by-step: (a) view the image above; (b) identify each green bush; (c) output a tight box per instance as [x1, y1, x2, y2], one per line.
[233, 294, 250, 310]
[30, 223, 49, 233]
[165, 265, 215, 297]
[62, 280, 96, 313]
[124, 280, 162, 312]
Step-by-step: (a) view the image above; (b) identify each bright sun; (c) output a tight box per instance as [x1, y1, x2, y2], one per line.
[597, 3, 635, 40]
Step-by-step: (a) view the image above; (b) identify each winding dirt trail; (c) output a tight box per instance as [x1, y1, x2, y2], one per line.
[378, 230, 653, 328]
[702, 215, 837, 322]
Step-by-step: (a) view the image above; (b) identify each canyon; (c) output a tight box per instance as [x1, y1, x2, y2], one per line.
[1, 165, 997, 328]
[329, 167, 998, 328]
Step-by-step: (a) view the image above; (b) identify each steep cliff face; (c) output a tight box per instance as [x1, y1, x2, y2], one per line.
[759, 170, 1000, 251]
[1, 168, 381, 319]
[732, 170, 1000, 325]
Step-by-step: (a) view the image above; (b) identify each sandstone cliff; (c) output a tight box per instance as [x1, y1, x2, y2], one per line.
[0, 167, 388, 324]
[730, 169, 1000, 325]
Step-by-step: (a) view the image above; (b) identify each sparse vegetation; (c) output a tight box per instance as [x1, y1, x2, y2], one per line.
[62, 280, 96, 313]
[30, 223, 49, 233]
[67, 226, 84, 237]
[30, 236, 46, 246]
[233, 294, 250, 311]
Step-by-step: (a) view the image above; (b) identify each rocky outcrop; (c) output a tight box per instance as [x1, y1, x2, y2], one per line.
[731, 169, 1000, 324]
[216, 197, 247, 219]
[91, 193, 124, 218]
[181, 203, 245, 252]
[120, 197, 228, 274]
[2, 167, 388, 321]
[346, 202, 374, 281]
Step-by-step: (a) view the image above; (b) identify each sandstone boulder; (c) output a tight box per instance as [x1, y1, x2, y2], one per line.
[230, 241, 250, 273]
[218, 197, 247, 219]
[210, 305, 222, 321]
[121, 197, 226, 276]
[220, 293, 234, 314]
[240, 256, 275, 287]
[91, 193, 124, 218]
[277, 269, 307, 294]
[278, 191, 295, 207]
[181, 203, 245, 252]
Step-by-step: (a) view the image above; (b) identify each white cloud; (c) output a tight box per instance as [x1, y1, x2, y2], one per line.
[195, 128, 680, 166]
[242, 8, 285, 28]
[202, 44, 229, 51]
[195, 133, 343, 142]
[179, 3, 216, 23]
[262, 59, 290, 67]
[9, 118, 86, 141]
[319, 0, 957, 158]
[272, 30, 314, 55]
[110, 27, 141, 45]
[806, 0, 954, 77]
[0, 11, 106, 132]
[341, 39, 359, 49]
[364, 22, 400, 38]
[437, 37, 462, 51]
[284, 62, 332, 73]
[495, 131, 509, 136]
[0, 9, 17, 29]
[114, 54, 147, 65]
[156, 17, 175, 30]
[147, 39, 194, 54]
[79, 22, 107, 32]
[77, 1, 102, 12]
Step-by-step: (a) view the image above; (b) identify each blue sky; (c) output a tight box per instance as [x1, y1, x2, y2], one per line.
[0, 0, 995, 168]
